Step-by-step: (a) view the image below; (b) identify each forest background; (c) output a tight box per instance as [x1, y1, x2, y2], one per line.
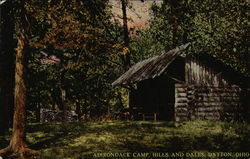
[0, 0, 249, 158]
[0, 0, 249, 141]
[0, 0, 250, 126]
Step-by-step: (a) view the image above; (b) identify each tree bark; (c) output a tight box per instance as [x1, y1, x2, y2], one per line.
[10, 33, 28, 150]
[0, 0, 37, 157]
[121, 0, 131, 71]
[75, 100, 81, 120]
[163, 0, 179, 46]
[51, 88, 57, 110]
[60, 68, 67, 121]
[9, 0, 29, 150]
[61, 86, 67, 121]
[35, 102, 41, 122]
[169, 0, 179, 46]
[120, 0, 134, 120]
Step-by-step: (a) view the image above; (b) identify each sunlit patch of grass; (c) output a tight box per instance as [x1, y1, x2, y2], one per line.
[1, 120, 250, 159]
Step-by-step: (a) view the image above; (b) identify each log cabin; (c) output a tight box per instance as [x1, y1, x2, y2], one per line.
[112, 43, 250, 122]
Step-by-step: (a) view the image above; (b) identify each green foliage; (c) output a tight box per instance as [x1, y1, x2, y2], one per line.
[130, 29, 168, 63]
[134, 0, 249, 75]
[23, 0, 127, 120]
[7, 0, 249, 122]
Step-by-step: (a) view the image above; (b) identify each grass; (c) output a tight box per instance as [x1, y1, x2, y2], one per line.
[1, 120, 250, 159]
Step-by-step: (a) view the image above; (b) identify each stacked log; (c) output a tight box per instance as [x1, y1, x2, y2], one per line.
[175, 84, 248, 122]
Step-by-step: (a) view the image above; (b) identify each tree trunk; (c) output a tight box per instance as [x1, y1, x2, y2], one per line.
[36, 103, 41, 122]
[169, 0, 179, 46]
[52, 99, 56, 110]
[10, 0, 29, 150]
[120, 0, 133, 119]
[75, 100, 81, 120]
[51, 88, 57, 110]
[59, 69, 67, 121]
[0, 0, 37, 157]
[121, 0, 131, 71]
[61, 87, 67, 121]
[163, 0, 179, 46]
[0, 19, 30, 158]
[9, 18, 28, 153]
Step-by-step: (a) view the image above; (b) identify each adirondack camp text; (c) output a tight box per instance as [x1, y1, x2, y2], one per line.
[93, 152, 249, 158]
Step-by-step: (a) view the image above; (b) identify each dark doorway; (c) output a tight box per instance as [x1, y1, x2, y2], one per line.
[157, 77, 175, 121]
[134, 76, 175, 121]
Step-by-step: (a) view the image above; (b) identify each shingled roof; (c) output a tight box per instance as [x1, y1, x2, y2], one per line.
[112, 43, 190, 86]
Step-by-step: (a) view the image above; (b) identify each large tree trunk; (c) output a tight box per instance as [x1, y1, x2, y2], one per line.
[9, 33, 28, 151]
[0, 0, 37, 157]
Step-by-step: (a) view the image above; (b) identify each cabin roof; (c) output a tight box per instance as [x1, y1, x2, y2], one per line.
[189, 53, 250, 86]
[112, 43, 190, 86]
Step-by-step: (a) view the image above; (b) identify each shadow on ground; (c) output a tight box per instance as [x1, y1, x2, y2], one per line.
[1, 121, 250, 159]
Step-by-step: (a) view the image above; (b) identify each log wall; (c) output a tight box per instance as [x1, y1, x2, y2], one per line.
[175, 84, 249, 121]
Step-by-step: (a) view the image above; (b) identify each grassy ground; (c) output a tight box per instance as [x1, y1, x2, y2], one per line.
[0, 121, 250, 159]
